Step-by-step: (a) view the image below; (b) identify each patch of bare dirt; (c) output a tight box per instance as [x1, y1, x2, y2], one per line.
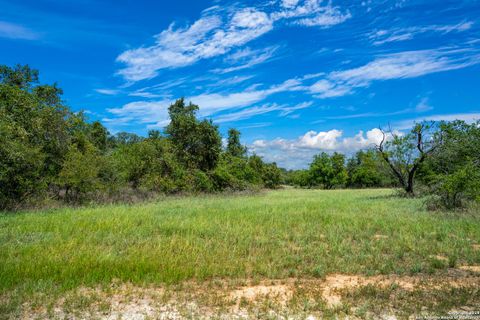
[19, 272, 480, 319]
[373, 234, 389, 240]
[458, 265, 480, 273]
[229, 283, 293, 305]
[429, 255, 449, 262]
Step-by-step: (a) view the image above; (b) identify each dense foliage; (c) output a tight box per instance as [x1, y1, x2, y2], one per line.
[0, 65, 282, 210]
[286, 121, 480, 209]
[419, 120, 480, 209]
[285, 150, 396, 189]
[1, 64, 478, 211]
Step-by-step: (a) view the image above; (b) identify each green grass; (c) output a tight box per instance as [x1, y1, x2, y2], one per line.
[1, 188, 479, 296]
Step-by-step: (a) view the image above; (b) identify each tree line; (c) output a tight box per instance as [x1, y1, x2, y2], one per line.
[285, 149, 396, 189]
[285, 121, 480, 209]
[0, 65, 282, 210]
[1, 64, 479, 211]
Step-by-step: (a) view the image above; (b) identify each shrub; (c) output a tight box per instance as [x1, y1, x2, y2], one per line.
[192, 170, 215, 193]
[427, 161, 480, 209]
[57, 144, 103, 202]
[262, 163, 282, 189]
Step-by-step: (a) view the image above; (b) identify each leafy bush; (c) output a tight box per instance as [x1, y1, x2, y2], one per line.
[421, 120, 480, 209]
[427, 161, 480, 209]
[57, 144, 103, 202]
[262, 163, 282, 189]
[308, 152, 348, 189]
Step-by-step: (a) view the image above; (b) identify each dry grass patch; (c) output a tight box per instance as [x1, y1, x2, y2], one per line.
[13, 271, 480, 319]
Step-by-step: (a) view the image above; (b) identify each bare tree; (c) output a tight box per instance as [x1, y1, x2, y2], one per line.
[375, 122, 438, 195]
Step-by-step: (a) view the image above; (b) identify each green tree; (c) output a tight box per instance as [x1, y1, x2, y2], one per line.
[347, 150, 393, 188]
[90, 121, 108, 152]
[227, 128, 247, 157]
[262, 163, 282, 188]
[376, 123, 437, 195]
[0, 64, 39, 88]
[57, 143, 103, 202]
[331, 152, 348, 187]
[0, 64, 71, 208]
[0, 118, 45, 209]
[165, 98, 221, 171]
[111, 132, 144, 146]
[308, 152, 348, 189]
[420, 120, 480, 208]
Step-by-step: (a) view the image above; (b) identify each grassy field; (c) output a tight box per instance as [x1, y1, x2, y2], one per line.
[1, 188, 480, 318]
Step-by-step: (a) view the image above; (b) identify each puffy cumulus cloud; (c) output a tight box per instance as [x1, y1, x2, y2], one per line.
[116, 1, 350, 82]
[250, 128, 388, 169]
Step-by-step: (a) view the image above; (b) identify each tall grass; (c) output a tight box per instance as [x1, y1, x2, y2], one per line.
[1, 189, 479, 294]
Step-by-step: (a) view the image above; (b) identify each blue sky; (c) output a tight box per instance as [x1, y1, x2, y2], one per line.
[1, 0, 480, 168]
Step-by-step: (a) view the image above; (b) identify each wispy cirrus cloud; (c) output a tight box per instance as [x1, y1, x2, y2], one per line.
[106, 46, 480, 131]
[104, 78, 306, 128]
[415, 97, 433, 112]
[309, 48, 480, 98]
[272, 0, 351, 27]
[215, 101, 312, 123]
[215, 104, 284, 123]
[212, 46, 279, 74]
[370, 21, 474, 46]
[116, 1, 351, 82]
[394, 112, 480, 130]
[95, 88, 120, 95]
[0, 20, 39, 40]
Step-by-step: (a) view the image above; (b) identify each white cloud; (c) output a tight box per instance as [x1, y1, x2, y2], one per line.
[116, 1, 350, 81]
[212, 46, 279, 73]
[330, 49, 478, 83]
[309, 48, 480, 98]
[395, 113, 480, 130]
[281, 0, 300, 8]
[104, 78, 307, 128]
[0, 21, 39, 40]
[214, 101, 312, 123]
[95, 89, 120, 95]
[415, 97, 433, 112]
[212, 75, 255, 86]
[215, 104, 283, 123]
[106, 46, 480, 132]
[106, 45, 480, 133]
[309, 79, 351, 98]
[250, 128, 389, 169]
[370, 21, 474, 45]
[117, 7, 273, 81]
[293, 8, 351, 27]
[272, 0, 351, 27]
[104, 100, 170, 126]
[182, 78, 302, 115]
